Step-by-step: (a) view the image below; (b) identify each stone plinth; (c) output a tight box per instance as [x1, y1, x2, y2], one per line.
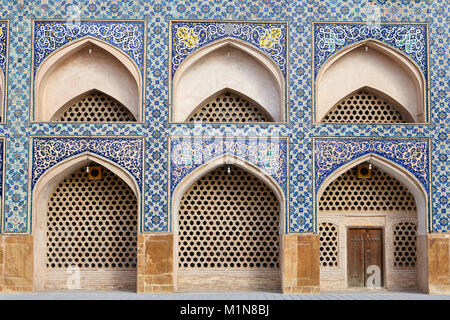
[1, 235, 33, 292]
[137, 234, 174, 293]
[428, 233, 450, 294]
[283, 233, 320, 294]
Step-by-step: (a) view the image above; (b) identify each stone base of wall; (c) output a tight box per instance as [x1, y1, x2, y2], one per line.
[137, 234, 174, 293]
[0, 235, 33, 292]
[427, 233, 450, 294]
[177, 270, 281, 292]
[283, 234, 320, 294]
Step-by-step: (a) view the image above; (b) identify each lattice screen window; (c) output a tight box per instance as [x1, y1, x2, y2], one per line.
[46, 163, 138, 270]
[319, 165, 416, 212]
[178, 165, 280, 269]
[319, 222, 339, 267]
[55, 90, 136, 122]
[393, 222, 417, 269]
[322, 90, 408, 123]
[186, 91, 274, 123]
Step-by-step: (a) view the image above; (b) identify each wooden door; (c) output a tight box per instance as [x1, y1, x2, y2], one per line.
[347, 228, 383, 288]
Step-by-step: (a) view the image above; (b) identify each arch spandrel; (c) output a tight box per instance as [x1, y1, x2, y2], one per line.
[313, 22, 428, 123]
[314, 138, 430, 235]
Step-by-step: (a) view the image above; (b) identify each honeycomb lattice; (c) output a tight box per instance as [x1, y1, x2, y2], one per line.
[187, 91, 273, 123]
[46, 164, 138, 270]
[319, 222, 339, 268]
[319, 165, 416, 212]
[55, 91, 136, 122]
[393, 222, 417, 268]
[322, 90, 408, 123]
[178, 165, 280, 269]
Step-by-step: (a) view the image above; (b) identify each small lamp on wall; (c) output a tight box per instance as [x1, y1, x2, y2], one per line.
[357, 164, 372, 179]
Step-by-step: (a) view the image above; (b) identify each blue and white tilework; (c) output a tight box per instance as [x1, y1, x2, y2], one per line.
[0, 21, 8, 80]
[314, 138, 430, 193]
[33, 20, 146, 77]
[171, 21, 288, 78]
[313, 22, 428, 81]
[169, 137, 288, 195]
[30, 137, 144, 192]
[0, 0, 445, 234]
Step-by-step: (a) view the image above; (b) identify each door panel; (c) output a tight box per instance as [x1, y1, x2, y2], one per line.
[347, 229, 365, 287]
[347, 228, 383, 288]
[364, 229, 383, 287]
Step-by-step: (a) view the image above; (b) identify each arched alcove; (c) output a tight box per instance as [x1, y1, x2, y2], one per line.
[316, 153, 429, 292]
[171, 154, 285, 292]
[34, 37, 141, 122]
[316, 40, 426, 123]
[172, 38, 285, 122]
[33, 152, 141, 291]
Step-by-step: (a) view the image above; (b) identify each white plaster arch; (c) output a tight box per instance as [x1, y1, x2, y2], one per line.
[316, 40, 426, 123]
[171, 154, 286, 291]
[34, 36, 142, 122]
[316, 153, 429, 292]
[32, 152, 141, 291]
[172, 38, 285, 122]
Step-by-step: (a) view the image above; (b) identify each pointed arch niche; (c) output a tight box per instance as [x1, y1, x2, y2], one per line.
[32, 152, 141, 291]
[315, 40, 426, 123]
[171, 154, 285, 292]
[315, 154, 429, 292]
[34, 37, 142, 122]
[171, 38, 285, 123]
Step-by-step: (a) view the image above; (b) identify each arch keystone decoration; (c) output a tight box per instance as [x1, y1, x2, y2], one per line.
[170, 21, 287, 123]
[312, 22, 429, 123]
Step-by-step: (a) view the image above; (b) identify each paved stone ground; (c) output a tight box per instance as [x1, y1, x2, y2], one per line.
[0, 291, 448, 300]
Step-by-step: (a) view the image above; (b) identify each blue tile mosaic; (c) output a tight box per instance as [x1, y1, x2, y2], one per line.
[312, 22, 428, 81]
[33, 20, 146, 77]
[169, 137, 288, 196]
[170, 20, 288, 78]
[313, 138, 430, 193]
[30, 137, 144, 193]
[0, 21, 8, 78]
[0, 0, 445, 234]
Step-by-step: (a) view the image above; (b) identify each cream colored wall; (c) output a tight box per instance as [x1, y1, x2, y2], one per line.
[318, 212, 418, 291]
[316, 41, 425, 123]
[172, 39, 284, 122]
[35, 38, 141, 122]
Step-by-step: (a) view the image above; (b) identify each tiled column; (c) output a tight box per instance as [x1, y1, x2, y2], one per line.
[283, 233, 320, 294]
[137, 234, 174, 293]
[427, 233, 450, 294]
